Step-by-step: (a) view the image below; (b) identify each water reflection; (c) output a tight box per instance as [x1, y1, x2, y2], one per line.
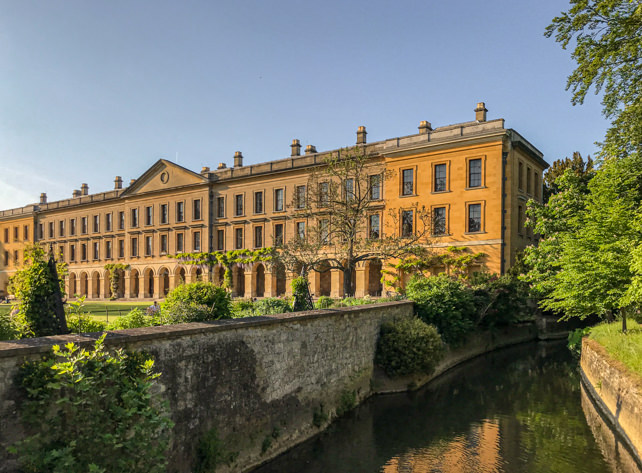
[253, 342, 615, 473]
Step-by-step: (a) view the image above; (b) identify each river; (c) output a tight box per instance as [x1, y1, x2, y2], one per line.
[253, 341, 620, 473]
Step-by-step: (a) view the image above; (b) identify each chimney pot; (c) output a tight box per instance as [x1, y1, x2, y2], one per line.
[418, 121, 433, 134]
[217, 162, 227, 170]
[72, 190, 81, 198]
[114, 176, 123, 190]
[305, 144, 317, 154]
[130, 179, 136, 186]
[80, 183, 89, 195]
[234, 151, 243, 167]
[356, 126, 367, 144]
[291, 139, 301, 157]
[39, 193, 47, 204]
[201, 166, 210, 174]
[474, 102, 488, 122]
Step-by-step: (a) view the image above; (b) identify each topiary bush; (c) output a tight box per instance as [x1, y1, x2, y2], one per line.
[161, 282, 231, 322]
[291, 277, 313, 312]
[10, 335, 173, 473]
[406, 274, 477, 346]
[375, 316, 445, 377]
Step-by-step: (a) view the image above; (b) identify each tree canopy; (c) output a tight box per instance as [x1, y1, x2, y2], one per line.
[545, 0, 642, 156]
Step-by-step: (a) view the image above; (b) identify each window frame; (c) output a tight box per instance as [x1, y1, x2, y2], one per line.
[401, 209, 414, 237]
[274, 188, 285, 212]
[466, 201, 484, 234]
[467, 157, 484, 189]
[193, 198, 202, 220]
[368, 213, 381, 240]
[401, 168, 415, 196]
[432, 206, 448, 236]
[254, 191, 264, 215]
[234, 194, 244, 217]
[433, 162, 449, 193]
[234, 227, 244, 249]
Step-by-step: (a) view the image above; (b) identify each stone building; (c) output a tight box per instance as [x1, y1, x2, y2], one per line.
[0, 103, 547, 300]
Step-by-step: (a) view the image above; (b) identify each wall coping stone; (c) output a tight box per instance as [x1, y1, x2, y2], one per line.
[0, 301, 414, 359]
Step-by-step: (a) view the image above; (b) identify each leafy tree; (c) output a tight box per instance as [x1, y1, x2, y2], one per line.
[545, 0, 642, 156]
[8, 245, 68, 337]
[161, 281, 232, 321]
[279, 146, 432, 296]
[543, 152, 595, 201]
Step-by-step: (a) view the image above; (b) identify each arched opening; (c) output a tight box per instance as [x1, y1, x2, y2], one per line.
[115, 269, 126, 298]
[69, 273, 77, 298]
[159, 267, 170, 296]
[130, 269, 140, 298]
[367, 259, 383, 297]
[195, 268, 203, 282]
[144, 268, 154, 299]
[275, 263, 286, 296]
[215, 266, 226, 287]
[91, 271, 101, 299]
[80, 272, 88, 297]
[233, 265, 245, 298]
[175, 267, 186, 289]
[104, 272, 112, 299]
[255, 264, 265, 298]
[318, 263, 331, 297]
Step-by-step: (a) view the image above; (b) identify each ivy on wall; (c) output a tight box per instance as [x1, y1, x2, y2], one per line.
[104, 263, 131, 300]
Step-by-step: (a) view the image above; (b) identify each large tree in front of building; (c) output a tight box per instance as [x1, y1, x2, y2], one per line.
[524, 0, 642, 330]
[8, 245, 68, 337]
[279, 146, 432, 297]
[542, 152, 595, 202]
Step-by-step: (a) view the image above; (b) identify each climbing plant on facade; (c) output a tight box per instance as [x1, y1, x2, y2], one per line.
[104, 263, 130, 300]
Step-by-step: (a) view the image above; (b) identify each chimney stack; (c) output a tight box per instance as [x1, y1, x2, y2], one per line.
[475, 102, 488, 122]
[291, 139, 301, 157]
[418, 121, 432, 134]
[201, 166, 210, 174]
[114, 176, 123, 190]
[356, 126, 367, 144]
[80, 183, 89, 195]
[234, 151, 243, 167]
[217, 162, 227, 170]
[40, 193, 47, 204]
[72, 190, 81, 198]
[305, 144, 317, 154]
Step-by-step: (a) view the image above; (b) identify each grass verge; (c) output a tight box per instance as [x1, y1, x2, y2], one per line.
[0, 301, 151, 322]
[589, 322, 642, 377]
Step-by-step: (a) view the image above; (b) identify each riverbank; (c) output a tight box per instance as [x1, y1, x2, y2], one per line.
[581, 337, 642, 471]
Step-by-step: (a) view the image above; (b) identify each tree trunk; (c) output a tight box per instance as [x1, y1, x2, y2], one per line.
[622, 313, 628, 333]
[343, 267, 353, 298]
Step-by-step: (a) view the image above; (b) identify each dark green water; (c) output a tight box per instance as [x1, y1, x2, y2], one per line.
[253, 342, 617, 473]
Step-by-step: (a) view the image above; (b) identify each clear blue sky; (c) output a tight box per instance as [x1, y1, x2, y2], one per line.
[0, 0, 608, 209]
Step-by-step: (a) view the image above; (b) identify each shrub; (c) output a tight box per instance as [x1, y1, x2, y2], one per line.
[10, 335, 173, 473]
[314, 296, 335, 309]
[253, 297, 292, 315]
[108, 308, 156, 330]
[0, 310, 18, 340]
[469, 273, 533, 327]
[161, 282, 231, 321]
[406, 274, 476, 346]
[375, 316, 445, 377]
[66, 297, 107, 334]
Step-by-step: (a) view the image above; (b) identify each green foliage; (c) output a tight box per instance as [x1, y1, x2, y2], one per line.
[161, 282, 232, 321]
[194, 428, 237, 473]
[312, 404, 328, 427]
[8, 245, 68, 338]
[291, 277, 313, 312]
[65, 297, 107, 334]
[0, 310, 19, 340]
[567, 327, 591, 357]
[469, 273, 534, 327]
[375, 316, 445, 377]
[546, 0, 642, 157]
[11, 335, 173, 473]
[590, 322, 642, 376]
[335, 390, 357, 417]
[103, 263, 130, 300]
[314, 296, 334, 309]
[406, 275, 476, 346]
[253, 297, 292, 315]
[542, 152, 595, 201]
[108, 308, 157, 330]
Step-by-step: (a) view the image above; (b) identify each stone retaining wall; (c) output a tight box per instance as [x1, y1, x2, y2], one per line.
[581, 338, 642, 469]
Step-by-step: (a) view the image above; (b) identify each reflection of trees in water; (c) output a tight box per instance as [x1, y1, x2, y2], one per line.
[254, 342, 611, 473]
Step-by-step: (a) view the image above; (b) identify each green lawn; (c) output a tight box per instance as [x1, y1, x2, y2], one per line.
[589, 321, 642, 377]
[0, 301, 152, 323]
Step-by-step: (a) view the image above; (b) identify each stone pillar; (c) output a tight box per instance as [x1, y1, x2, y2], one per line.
[265, 270, 275, 298]
[309, 271, 320, 298]
[124, 274, 131, 299]
[355, 263, 367, 298]
[285, 271, 296, 297]
[169, 272, 177, 293]
[331, 269, 344, 298]
[245, 269, 254, 298]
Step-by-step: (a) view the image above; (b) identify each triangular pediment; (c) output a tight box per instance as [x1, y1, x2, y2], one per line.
[120, 160, 208, 197]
